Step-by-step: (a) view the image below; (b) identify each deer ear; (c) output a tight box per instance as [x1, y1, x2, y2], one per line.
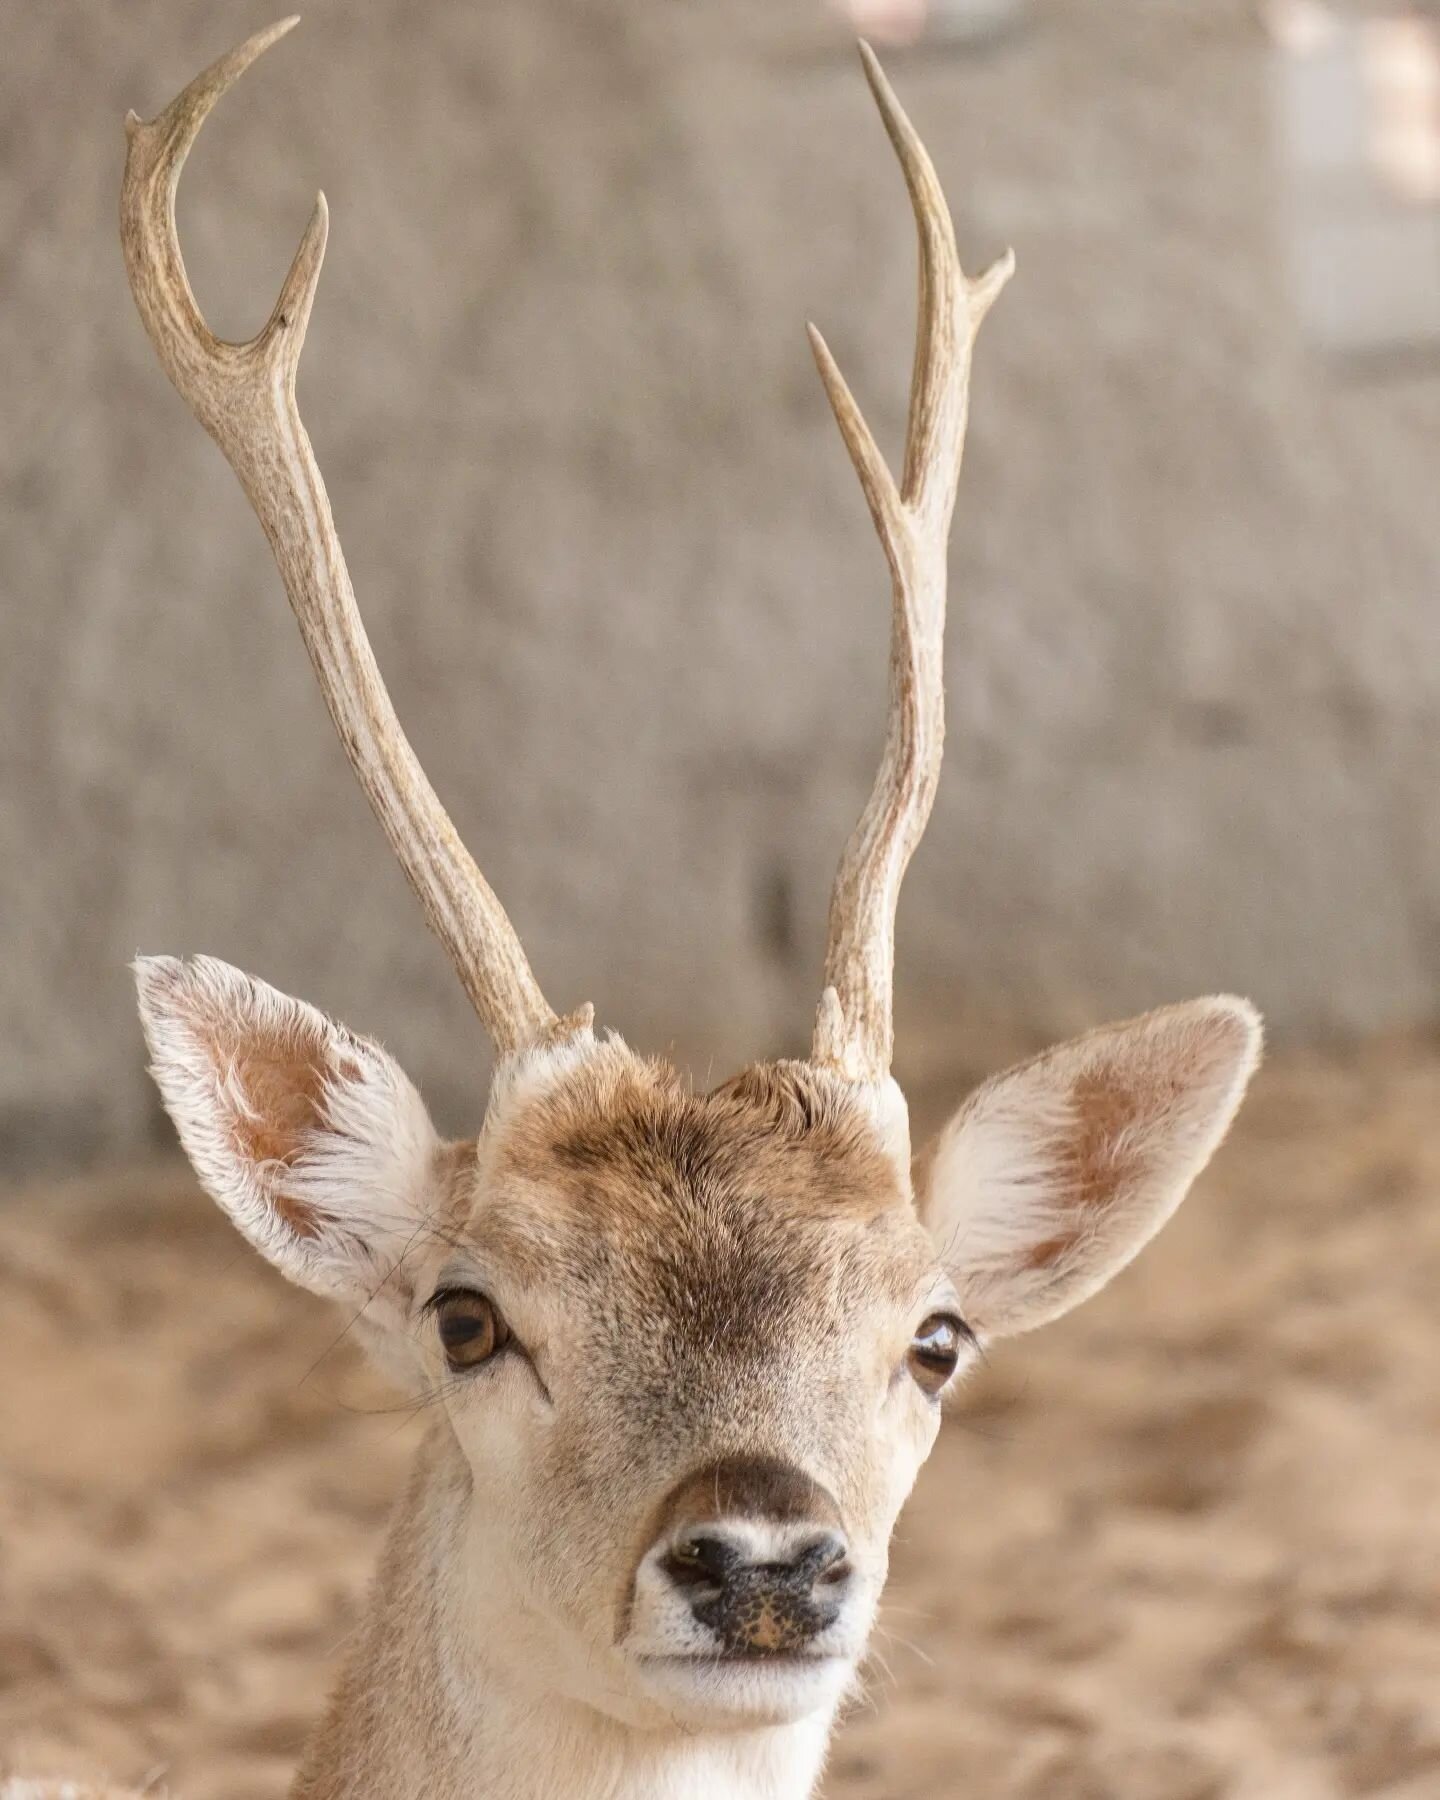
[917, 998, 1261, 1339]
[134, 955, 442, 1311]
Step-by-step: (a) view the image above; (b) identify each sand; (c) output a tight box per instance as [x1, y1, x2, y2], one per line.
[2, 1040, 1438, 1798]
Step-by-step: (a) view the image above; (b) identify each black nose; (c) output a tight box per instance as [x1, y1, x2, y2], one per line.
[662, 1528, 852, 1655]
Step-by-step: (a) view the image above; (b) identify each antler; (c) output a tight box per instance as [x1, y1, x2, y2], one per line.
[809, 44, 1012, 1085]
[120, 20, 569, 1056]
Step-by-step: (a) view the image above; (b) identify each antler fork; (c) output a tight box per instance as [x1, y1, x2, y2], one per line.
[120, 19, 568, 1056]
[122, 24, 1003, 1078]
[809, 45, 1012, 1085]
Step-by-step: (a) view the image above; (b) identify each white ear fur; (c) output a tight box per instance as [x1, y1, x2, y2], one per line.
[918, 997, 1262, 1338]
[134, 955, 442, 1311]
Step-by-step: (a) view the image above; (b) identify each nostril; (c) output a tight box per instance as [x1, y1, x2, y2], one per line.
[661, 1532, 735, 1592]
[657, 1523, 853, 1637]
[797, 1530, 850, 1585]
[653, 1522, 854, 1654]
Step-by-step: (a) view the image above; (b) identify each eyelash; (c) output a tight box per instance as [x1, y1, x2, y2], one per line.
[421, 1284, 477, 1319]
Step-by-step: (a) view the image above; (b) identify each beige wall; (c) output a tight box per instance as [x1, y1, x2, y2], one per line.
[4, 0, 1439, 1162]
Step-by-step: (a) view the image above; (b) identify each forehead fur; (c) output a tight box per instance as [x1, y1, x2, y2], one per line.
[469, 1041, 923, 1310]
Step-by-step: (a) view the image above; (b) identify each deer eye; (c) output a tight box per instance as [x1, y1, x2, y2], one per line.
[907, 1313, 971, 1396]
[431, 1289, 510, 1371]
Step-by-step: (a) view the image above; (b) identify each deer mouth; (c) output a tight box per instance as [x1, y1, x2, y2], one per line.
[628, 1646, 856, 1727]
[637, 1650, 843, 1667]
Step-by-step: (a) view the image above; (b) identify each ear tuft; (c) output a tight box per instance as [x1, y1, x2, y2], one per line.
[134, 955, 441, 1303]
[918, 996, 1262, 1338]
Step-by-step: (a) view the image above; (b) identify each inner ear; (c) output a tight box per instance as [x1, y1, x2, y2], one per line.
[218, 1013, 364, 1241]
[135, 954, 443, 1306]
[917, 997, 1262, 1339]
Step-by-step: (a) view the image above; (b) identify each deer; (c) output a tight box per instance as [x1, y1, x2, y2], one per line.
[15, 19, 1261, 1800]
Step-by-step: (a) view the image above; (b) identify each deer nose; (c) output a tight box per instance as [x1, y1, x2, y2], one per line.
[661, 1527, 852, 1654]
[647, 1456, 852, 1656]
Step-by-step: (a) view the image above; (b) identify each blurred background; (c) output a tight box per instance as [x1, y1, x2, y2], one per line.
[6, 0, 1440, 1156]
[3, 1, 1439, 1795]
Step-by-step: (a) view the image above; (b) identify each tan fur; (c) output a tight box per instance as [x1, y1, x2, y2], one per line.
[114, 998, 1255, 1798]
[274, 1041, 942, 1799]
[0, 1788, 148, 1799]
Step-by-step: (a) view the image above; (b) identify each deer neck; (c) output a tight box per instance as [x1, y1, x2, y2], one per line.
[290, 1423, 840, 1800]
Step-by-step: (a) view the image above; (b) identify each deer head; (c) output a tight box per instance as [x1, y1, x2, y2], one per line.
[123, 21, 1260, 1745]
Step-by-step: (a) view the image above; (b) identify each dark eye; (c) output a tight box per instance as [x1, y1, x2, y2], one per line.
[431, 1289, 510, 1371]
[907, 1312, 971, 1396]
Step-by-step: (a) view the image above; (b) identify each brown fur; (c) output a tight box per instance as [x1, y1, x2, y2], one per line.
[654, 1458, 843, 1537]
[477, 1050, 930, 1422]
[190, 1001, 336, 1240]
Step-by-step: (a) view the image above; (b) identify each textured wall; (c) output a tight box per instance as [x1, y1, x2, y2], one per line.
[4, 0, 1439, 1161]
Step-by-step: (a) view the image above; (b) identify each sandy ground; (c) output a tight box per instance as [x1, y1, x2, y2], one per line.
[2, 1041, 1438, 1799]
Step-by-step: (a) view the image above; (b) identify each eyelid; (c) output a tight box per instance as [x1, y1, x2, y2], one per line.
[921, 1302, 976, 1340]
[945, 1315, 980, 1352]
[421, 1282, 488, 1319]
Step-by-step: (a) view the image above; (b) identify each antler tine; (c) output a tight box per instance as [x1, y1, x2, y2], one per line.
[121, 22, 571, 1057]
[810, 44, 1013, 1085]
